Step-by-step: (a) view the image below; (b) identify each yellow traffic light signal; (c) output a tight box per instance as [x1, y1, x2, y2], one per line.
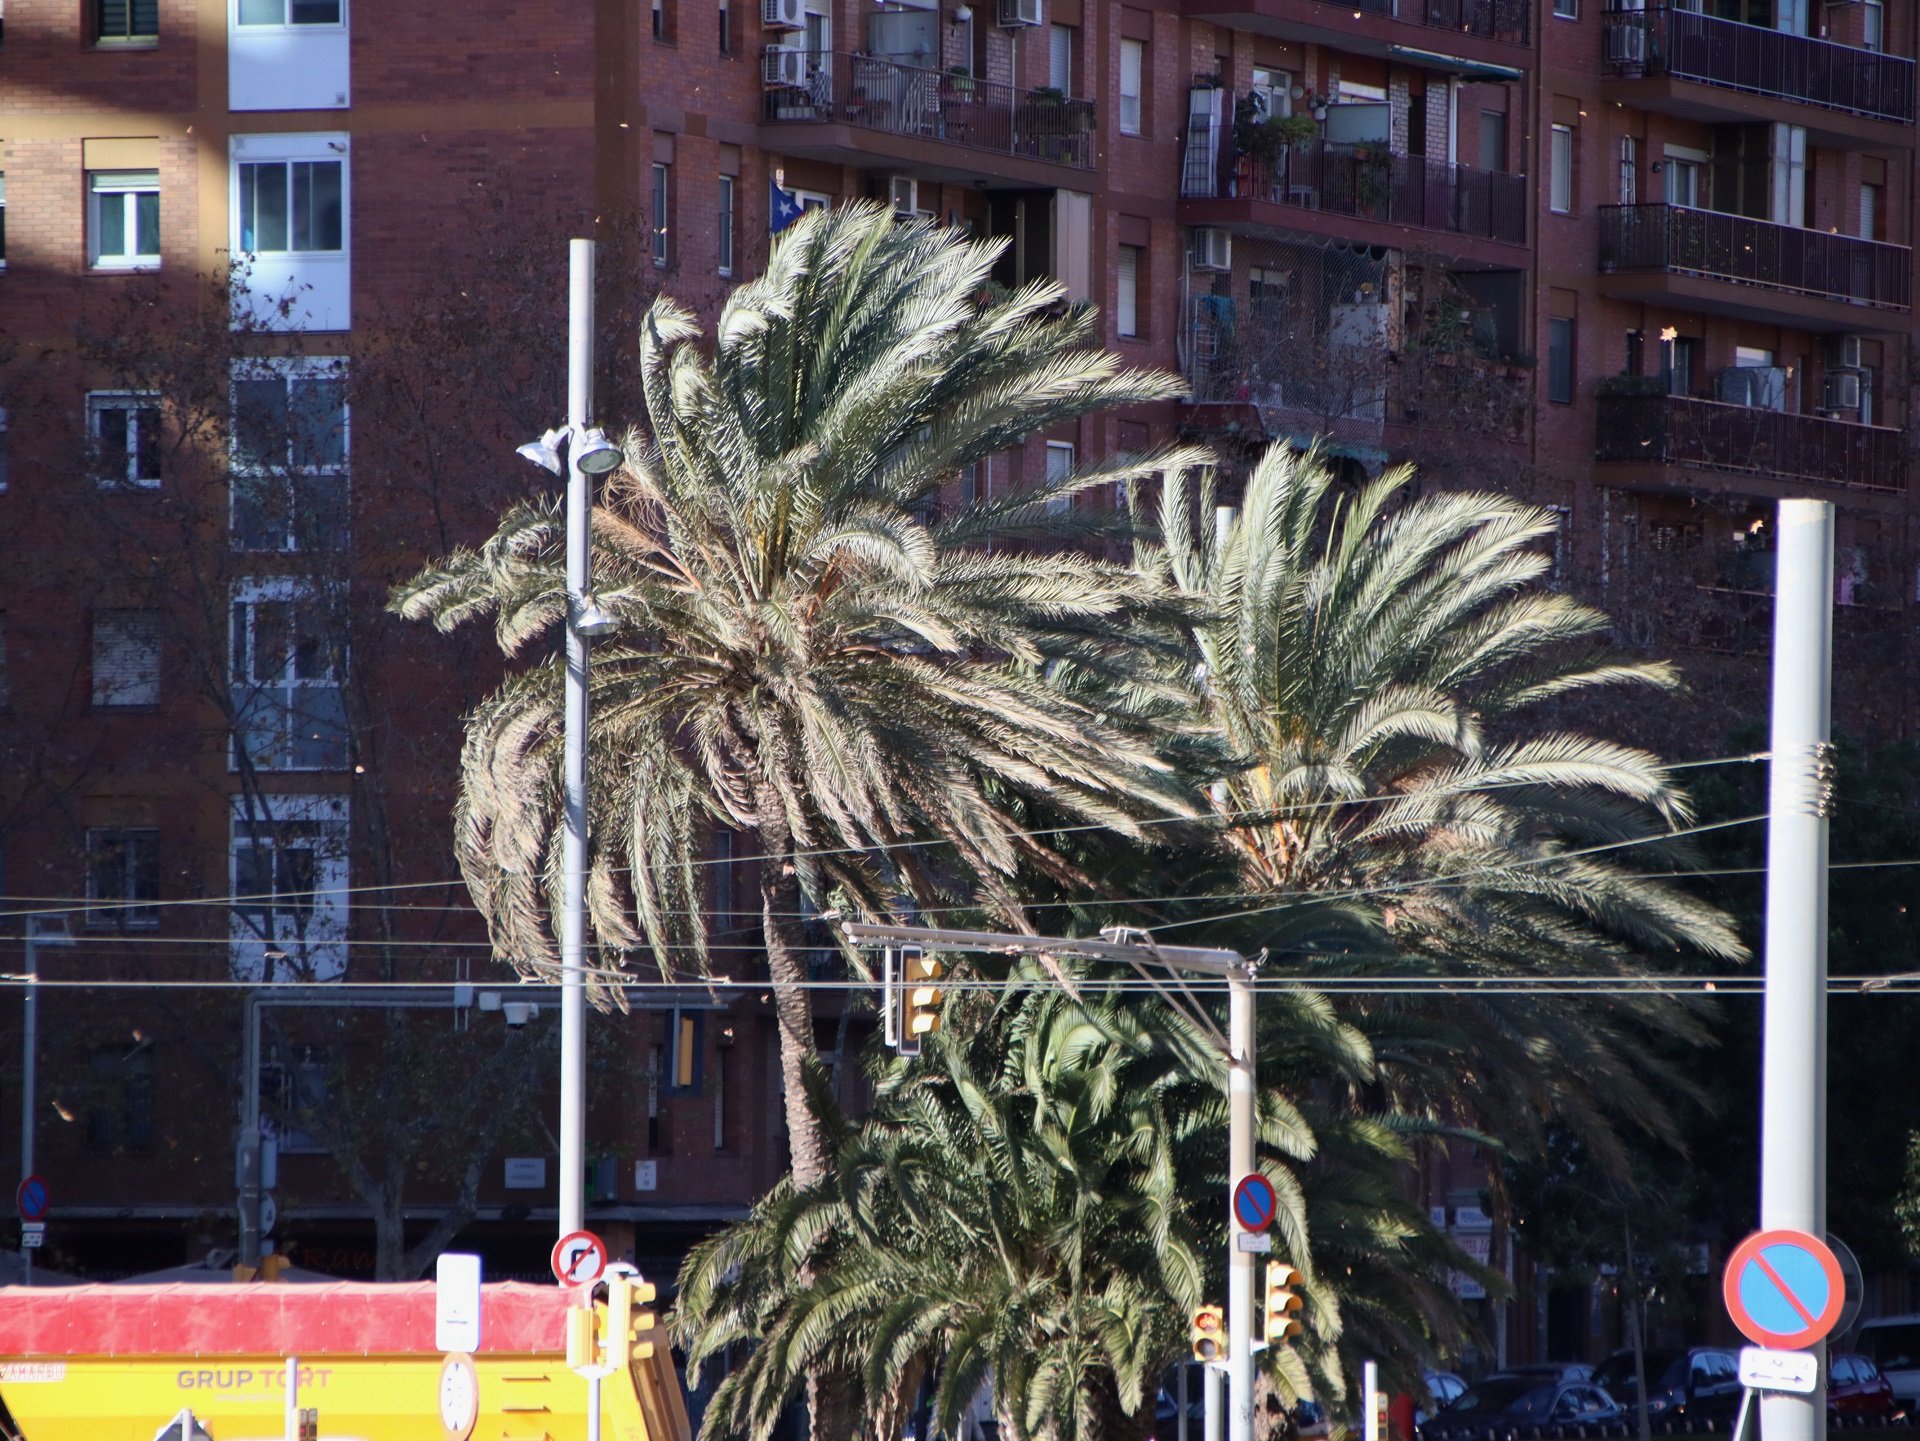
[566, 1305, 603, 1374]
[605, 1272, 660, 1370]
[1265, 1261, 1303, 1343]
[1191, 1304, 1227, 1362]
[899, 946, 943, 1055]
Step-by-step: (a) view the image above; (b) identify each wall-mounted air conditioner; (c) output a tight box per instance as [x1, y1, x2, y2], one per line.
[1826, 333, 1864, 371]
[765, 45, 812, 85]
[1190, 227, 1232, 271]
[1604, 21, 1648, 66]
[763, 0, 807, 29]
[998, 0, 1042, 27]
[1823, 371, 1862, 411]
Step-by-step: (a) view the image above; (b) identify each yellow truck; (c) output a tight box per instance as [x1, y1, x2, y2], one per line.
[0, 1276, 691, 1441]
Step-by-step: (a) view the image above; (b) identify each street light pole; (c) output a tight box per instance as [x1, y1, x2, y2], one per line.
[18, 915, 72, 1288]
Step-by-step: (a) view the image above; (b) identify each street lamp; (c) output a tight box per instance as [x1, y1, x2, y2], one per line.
[514, 239, 621, 1252]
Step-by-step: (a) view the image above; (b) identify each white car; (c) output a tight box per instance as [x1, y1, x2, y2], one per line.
[1856, 1316, 1920, 1412]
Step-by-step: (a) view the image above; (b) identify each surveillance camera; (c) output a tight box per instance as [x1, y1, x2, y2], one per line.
[503, 1001, 536, 1027]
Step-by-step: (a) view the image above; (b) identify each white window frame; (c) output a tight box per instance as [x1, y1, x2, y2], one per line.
[88, 391, 164, 489]
[1553, 0, 1577, 15]
[1048, 23, 1074, 94]
[1863, 0, 1883, 51]
[1664, 146, 1706, 208]
[229, 792, 348, 982]
[230, 577, 349, 773]
[1549, 124, 1573, 213]
[230, 134, 350, 331]
[717, 174, 736, 276]
[92, 610, 162, 708]
[653, 163, 671, 268]
[793, 188, 832, 212]
[235, 0, 343, 25]
[1119, 38, 1144, 136]
[86, 827, 161, 929]
[1116, 243, 1141, 338]
[230, 356, 349, 553]
[1617, 136, 1636, 206]
[1044, 439, 1075, 516]
[88, 169, 160, 270]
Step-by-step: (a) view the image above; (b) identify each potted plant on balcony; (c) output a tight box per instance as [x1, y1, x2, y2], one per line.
[1350, 141, 1392, 217]
[942, 66, 975, 100]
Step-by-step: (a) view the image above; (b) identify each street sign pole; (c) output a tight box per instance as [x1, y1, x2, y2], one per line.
[1227, 969, 1255, 1441]
[1759, 499, 1834, 1441]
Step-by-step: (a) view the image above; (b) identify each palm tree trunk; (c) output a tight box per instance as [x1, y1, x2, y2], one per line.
[758, 816, 832, 1188]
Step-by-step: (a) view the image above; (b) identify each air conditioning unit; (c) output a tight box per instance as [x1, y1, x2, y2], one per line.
[1826, 333, 1864, 371]
[889, 176, 920, 217]
[1824, 370, 1862, 411]
[997, 0, 1042, 27]
[765, 45, 811, 86]
[762, 0, 806, 28]
[1190, 227, 1232, 271]
[1603, 19, 1648, 66]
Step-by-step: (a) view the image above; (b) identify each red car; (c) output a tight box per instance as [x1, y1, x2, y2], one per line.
[1830, 1354, 1901, 1422]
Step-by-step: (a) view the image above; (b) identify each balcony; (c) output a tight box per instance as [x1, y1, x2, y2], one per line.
[761, 51, 1094, 179]
[1601, 7, 1913, 144]
[1597, 204, 1910, 329]
[1594, 392, 1906, 495]
[1185, 0, 1528, 70]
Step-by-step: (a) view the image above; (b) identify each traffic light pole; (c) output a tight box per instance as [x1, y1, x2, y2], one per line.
[1227, 969, 1256, 1441]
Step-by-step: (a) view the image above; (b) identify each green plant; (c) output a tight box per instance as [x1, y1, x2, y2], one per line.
[1597, 373, 1668, 397]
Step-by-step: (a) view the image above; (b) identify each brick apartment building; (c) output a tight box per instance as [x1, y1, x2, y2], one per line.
[0, 0, 1912, 1360]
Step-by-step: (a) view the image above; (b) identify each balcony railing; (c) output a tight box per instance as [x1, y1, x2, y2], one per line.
[1338, 0, 1529, 43]
[1598, 203, 1911, 310]
[1601, 7, 1914, 123]
[1594, 393, 1907, 494]
[761, 51, 1095, 169]
[1218, 143, 1527, 245]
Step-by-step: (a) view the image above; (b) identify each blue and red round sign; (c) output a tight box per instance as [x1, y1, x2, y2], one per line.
[1232, 1173, 1277, 1232]
[1722, 1228, 1845, 1350]
[15, 1175, 48, 1223]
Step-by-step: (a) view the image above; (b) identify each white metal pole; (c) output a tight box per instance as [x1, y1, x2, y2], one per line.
[284, 1356, 299, 1441]
[1364, 1361, 1380, 1441]
[588, 1374, 602, 1441]
[1758, 497, 1833, 1441]
[19, 927, 36, 1288]
[1228, 969, 1256, 1441]
[239, 989, 265, 1269]
[1204, 1364, 1222, 1441]
[559, 237, 596, 1244]
[1178, 1356, 1191, 1441]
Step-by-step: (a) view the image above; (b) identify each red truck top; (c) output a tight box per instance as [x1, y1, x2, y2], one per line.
[0, 1281, 574, 1358]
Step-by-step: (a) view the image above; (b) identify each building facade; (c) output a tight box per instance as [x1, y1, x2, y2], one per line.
[0, 0, 1914, 1360]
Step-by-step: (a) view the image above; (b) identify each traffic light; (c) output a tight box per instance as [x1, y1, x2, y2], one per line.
[1265, 1261, 1303, 1344]
[1191, 1304, 1227, 1362]
[898, 946, 943, 1056]
[296, 1409, 318, 1441]
[605, 1272, 660, 1369]
[566, 1304, 605, 1375]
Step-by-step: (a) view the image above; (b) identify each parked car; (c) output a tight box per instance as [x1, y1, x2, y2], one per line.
[1830, 1353, 1901, 1422]
[1857, 1315, 1920, 1412]
[1422, 1378, 1622, 1441]
[1489, 1364, 1597, 1386]
[1593, 1347, 1741, 1426]
[1418, 1371, 1467, 1425]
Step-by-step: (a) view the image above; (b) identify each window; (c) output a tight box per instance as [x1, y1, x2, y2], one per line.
[229, 793, 348, 981]
[88, 392, 163, 489]
[230, 135, 350, 330]
[1478, 111, 1507, 172]
[1549, 124, 1573, 213]
[1861, 182, 1882, 241]
[717, 174, 735, 276]
[92, 611, 161, 707]
[1119, 39, 1144, 135]
[1864, 0, 1883, 50]
[1547, 316, 1575, 403]
[1553, 0, 1577, 14]
[712, 828, 742, 930]
[236, 0, 340, 23]
[86, 828, 159, 928]
[652, 163, 670, 267]
[1045, 439, 1074, 516]
[230, 580, 349, 771]
[0, 173, 7, 268]
[1250, 67, 1290, 119]
[718, 0, 730, 50]
[231, 359, 348, 552]
[668, 1009, 704, 1094]
[1666, 335, 1696, 395]
[1049, 23, 1074, 94]
[238, 158, 341, 253]
[652, 0, 668, 40]
[85, 1044, 155, 1152]
[1618, 136, 1636, 205]
[1116, 243, 1141, 338]
[88, 170, 160, 270]
[1664, 147, 1704, 208]
[95, 0, 158, 42]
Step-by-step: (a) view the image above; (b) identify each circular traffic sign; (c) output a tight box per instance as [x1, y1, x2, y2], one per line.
[15, 1176, 48, 1223]
[1232, 1172, 1278, 1232]
[1723, 1228, 1846, 1349]
[550, 1229, 608, 1287]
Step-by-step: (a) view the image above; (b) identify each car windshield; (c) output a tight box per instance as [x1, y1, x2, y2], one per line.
[1450, 1380, 1547, 1415]
[1861, 1326, 1920, 1372]
[1595, 1353, 1678, 1396]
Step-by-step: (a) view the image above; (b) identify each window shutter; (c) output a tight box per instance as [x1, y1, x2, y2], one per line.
[92, 611, 162, 707]
[1116, 245, 1138, 337]
[1119, 40, 1142, 132]
[1049, 25, 1072, 93]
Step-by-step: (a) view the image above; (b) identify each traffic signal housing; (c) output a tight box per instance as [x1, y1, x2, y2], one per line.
[605, 1271, 660, 1370]
[1265, 1261, 1303, 1344]
[899, 946, 944, 1056]
[1191, 1304, 1227, 1362]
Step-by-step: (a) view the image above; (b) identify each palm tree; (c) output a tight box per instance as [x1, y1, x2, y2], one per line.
[392, 202, 1204, 1192]
[1141, 444, 1746, 1168]
[673, 963, 1469, 1441]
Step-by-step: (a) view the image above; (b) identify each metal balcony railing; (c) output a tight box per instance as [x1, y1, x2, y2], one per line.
[1594, 393, 1907, 494]
[1223, 142, 1527, 245]
[1333, 0, 1529, 43]
[1598, 203, 1911, 310]
[1601, 7, 1914, 123]
[761, 51, 1095, 169]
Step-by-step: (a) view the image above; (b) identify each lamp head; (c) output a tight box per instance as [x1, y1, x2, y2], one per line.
[574, 593, 619, 639]
[573, 427, 625, 476]
[516, 428, 567, 477]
